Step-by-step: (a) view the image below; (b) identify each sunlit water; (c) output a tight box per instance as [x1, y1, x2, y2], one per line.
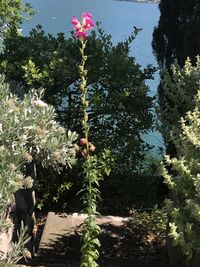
[22, 0, 164, 151]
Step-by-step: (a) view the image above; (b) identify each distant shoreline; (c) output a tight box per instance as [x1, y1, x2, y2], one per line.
[116, 0, 160, 4]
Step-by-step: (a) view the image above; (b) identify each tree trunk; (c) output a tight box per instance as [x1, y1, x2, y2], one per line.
[13, 161, 37, 254]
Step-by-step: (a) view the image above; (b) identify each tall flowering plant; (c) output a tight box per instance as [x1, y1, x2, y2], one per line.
[71, 13, 112, 267]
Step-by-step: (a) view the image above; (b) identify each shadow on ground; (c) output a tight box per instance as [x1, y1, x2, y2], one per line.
[24, 218, 168, 267]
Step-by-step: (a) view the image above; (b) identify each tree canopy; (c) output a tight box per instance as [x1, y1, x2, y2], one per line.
[0, 0, 35, 37]
[0, 25, 155, 177]
[152, 0, 200, 69]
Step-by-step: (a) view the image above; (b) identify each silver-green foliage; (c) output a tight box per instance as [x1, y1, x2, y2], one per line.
[0, 223, 31, 267]
[162, 58, 200, 259]
[159, 56, 200, 141]
[0, 74, 78, 230]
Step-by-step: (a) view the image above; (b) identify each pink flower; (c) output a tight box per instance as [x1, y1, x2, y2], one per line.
[75, 31, 88, 40]
[82, 13, 92, 20]
[82, 13, 94, 30]
[71, 12, 94, 40]
[72, 16, 81, 30]
[80, 138, 88, 145]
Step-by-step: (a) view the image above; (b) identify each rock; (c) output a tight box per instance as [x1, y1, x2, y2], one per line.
[0, 226, 13, 256]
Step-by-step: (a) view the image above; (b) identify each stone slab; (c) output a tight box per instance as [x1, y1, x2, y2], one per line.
[0, 226, 13, 256]
[38, 212, 129, 252]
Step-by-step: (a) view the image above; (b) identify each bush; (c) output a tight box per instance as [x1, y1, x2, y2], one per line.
[0, 25, 155, 178]
[162, 57, 200, 262]
[128, 206, 167, 255]
[0, 74, 78, 264]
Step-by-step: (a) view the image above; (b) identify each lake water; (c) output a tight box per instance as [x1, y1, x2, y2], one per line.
[23, 0, 164, 151]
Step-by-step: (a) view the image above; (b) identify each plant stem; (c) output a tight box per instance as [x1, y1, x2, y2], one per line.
[79, 39, 100, 267]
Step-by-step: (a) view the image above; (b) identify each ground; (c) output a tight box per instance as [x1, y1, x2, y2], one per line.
[19, 212, 168, 267]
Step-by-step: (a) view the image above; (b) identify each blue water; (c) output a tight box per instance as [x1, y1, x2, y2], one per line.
[23, 0, 164, 150]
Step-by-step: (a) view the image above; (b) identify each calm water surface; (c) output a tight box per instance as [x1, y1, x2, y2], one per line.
[23, 0, 163, 149]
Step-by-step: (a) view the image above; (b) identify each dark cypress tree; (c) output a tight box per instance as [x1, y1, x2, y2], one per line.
[153, 0, 200, 69]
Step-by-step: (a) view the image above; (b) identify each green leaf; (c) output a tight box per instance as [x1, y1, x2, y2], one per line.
[192, 239, 200, 249]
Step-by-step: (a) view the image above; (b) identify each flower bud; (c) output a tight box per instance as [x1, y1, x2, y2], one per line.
[82, 80, 87, 87]
[81, 97, 86, 105]
[80, 138, 88, 145]
[84, 114, 88, 122]
[83, 70, 88, 77]
[81, 149, 88, 158]
[81, 119, 85, 127]
[89, 142, 96, 152]
[79, 65, 84, 72]
[80, 84, 85, 91]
